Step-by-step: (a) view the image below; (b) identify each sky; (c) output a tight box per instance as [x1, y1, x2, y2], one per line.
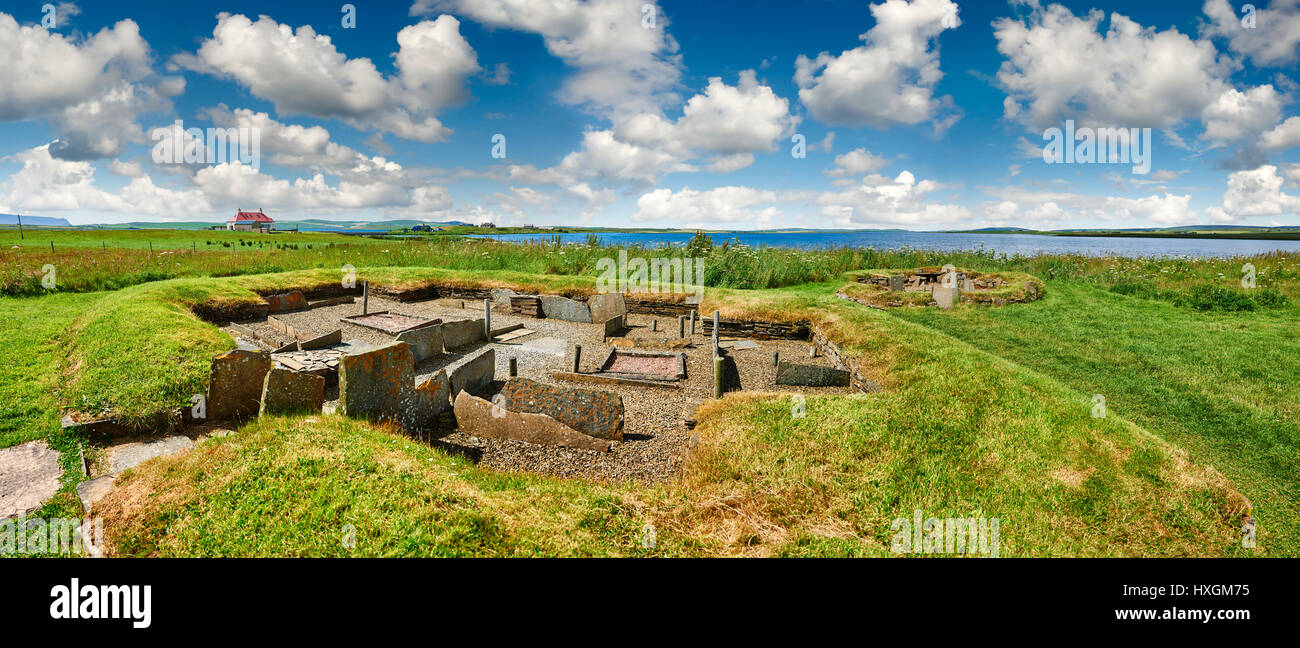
[3, 0, 1300, 230]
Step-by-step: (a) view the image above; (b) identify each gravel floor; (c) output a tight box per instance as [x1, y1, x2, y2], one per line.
[221, 298, 855, 484]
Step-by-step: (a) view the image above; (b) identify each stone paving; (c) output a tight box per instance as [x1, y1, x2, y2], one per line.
[0, 441, 62, 519]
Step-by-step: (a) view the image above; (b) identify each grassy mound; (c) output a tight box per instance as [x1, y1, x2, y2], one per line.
[840, 268, 1044, 308]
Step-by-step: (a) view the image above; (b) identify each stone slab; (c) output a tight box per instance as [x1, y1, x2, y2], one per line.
[932, 284, 960, 309]
[589, 293, 627, 323]
[260, 368, 325, 416]
[339, 342, 422, 430]
[453, 392, 611, 452]
[106, 435, 194, 474]
[0, 441, 61, 518]
[264, 290, 308, 313]
[396, 323, 445, 362]
[416, 369, 452, 417]
[602, 313, 626, 338]
[299, 329, 342, 351]
[500, 377, 624, 440]
[551, 371, 681, 389]
[516, 336, 569, 357]
[207, 349, 272, 421]
[889, 274, 905, 292]
[449, 348, 495, 397]
[76, 475, 116, 512]
[538, 295, 592, 323]
[492, 327, 535, 343]
[775, 361, 851, 387]
[442, 318, 486, 349]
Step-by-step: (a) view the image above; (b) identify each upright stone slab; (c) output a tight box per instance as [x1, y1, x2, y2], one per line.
[260, 367, 325, 415]
[775, 361, 851, 387]
[396, 323, 445, 362]
[490, 288, 516, 310]
[453, 392, 611, 452]
[538, 295, 592, 322]
[889, 274, 905, 292]
[207, 349, 272, 421]
[602, 313, 626, 338]
[441, 318, 486, 349]
[265, 290, 308, 313]
[499, 377, 624, 440]
[589, 293, 627, 323]
[416, 369, 452, 417]
[932, 284, 960, 309]
[449, 348, 495, 397]
[339, 342, 421, 429]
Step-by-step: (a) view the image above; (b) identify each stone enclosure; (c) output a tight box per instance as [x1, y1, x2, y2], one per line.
[48, 281, 875, 520]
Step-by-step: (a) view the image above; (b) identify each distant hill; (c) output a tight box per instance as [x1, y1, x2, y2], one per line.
[0, 214, 72, 227]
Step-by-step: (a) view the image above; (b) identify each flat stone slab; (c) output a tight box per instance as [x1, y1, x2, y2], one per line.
[492, 327, 535, 343]
[515, 336, 569, 357]
[453, 392, 610, 452]
[775, 361, 851, 387]
[0, 441, 62, 518]
[499, 377, 624, 440]
[719, 340, 760, 350]
[106, 435, 194, 474]
[260, 368, 325, 415]
[76, 475, 116, 512]
[538, 295, 592, 323]
[207, 349, 271, 421]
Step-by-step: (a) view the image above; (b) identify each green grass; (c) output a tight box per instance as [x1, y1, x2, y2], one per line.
[0, 293, 106, 526]
[892, 282, 1299, 555]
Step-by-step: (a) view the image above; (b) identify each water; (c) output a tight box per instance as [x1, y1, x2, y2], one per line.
[471, 230, 1300, 258]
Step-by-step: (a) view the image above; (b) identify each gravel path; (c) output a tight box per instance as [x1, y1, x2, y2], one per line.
[222, 299, 855, 484]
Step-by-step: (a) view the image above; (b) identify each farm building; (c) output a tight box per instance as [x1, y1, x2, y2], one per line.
[227, 209, 274, 232]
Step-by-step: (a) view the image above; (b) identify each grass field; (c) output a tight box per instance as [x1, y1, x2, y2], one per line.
[1, 230, 1294, 556]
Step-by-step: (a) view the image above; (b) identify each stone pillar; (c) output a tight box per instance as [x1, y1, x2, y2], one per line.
[711, 310, 720, 356]
[509, 357, 517, 378]
[572, 344, 582, 373]
[484, 298, 492, 340]
[678, 315, 686, 338]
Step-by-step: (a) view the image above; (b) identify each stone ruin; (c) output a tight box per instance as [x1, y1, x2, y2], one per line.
[847, 268, 1035, 310]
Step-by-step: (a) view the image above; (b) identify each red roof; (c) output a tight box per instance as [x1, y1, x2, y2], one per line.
[227, 210, 273, 223]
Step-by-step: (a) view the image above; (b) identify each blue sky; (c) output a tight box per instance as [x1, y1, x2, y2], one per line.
[3, 0, 1300, 229]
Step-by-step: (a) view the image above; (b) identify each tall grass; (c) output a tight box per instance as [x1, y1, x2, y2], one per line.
[4, 232, 1297, 307]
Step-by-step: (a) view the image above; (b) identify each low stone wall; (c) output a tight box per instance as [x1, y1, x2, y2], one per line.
[811, 327, 880, 393]
[625, 296, 696, 317]
[701, 317, 810, 340]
